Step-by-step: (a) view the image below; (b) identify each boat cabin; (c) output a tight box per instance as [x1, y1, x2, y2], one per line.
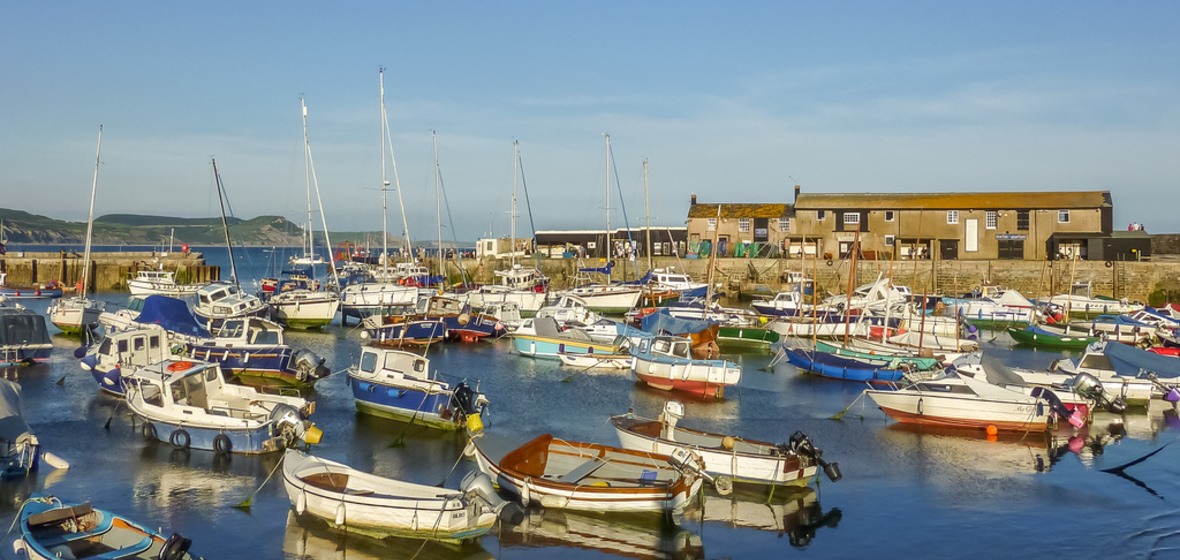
[134, 270, 177, 283]
[94, 326, 168, 368]
[356, 347, 432, 385]
[417, 294, 466, 316]
[197, 283, 263, 316]
[494, 265, 547, 290]
[640, 336, 693, 360]
[213, 317, 285, 347]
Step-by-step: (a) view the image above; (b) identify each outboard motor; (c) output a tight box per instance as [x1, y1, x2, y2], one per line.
[788, 431, 842, 482]
[159, 533, 192, 560]
[270, 404, 323, 446]
[660, 401, 685, 441]
[292, 349, 328, 383]
[449, 383, 479, 417]
[667, 447, 732, 495]
[1069, 373, 1126, 413]
[461, 471, 525, 525]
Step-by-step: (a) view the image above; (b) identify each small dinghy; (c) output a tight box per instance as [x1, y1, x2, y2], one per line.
[611, 401, 841, 487]
[126, 358, 322, 454]
[13, 495, 194, 560]
[282, 449, 523, 543]
[466, 434, 720, 514]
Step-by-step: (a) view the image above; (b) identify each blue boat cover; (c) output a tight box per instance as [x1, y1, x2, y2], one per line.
[578, 262, 612, 275]
[640, 308, 715, 335]
[136, 296, 211, 338]
[623, 270, 654, 286]
[1104, 341, 1180, 379]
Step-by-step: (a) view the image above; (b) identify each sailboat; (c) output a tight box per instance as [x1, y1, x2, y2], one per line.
[266, 98, 341, 329]
[339, 69, 418, 324]
[48, 126, 107, 334]
[465, 141, 549, 316]
[191, 159, 268, 334]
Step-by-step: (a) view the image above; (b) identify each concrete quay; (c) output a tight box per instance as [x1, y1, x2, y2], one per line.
[0, 251, 219, 292]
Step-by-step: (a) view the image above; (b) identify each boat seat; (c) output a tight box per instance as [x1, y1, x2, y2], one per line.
[34, 513, 114, 548]
[27, 504, 94, 529]
[92, 536, 154, 560]
[552, 457, 609, 483]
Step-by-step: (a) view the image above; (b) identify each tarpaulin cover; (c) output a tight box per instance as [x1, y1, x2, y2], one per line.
[640, 308, 715, 336]
[1105, 340, 1180, 379]
[0, 307, 50, 347]
[0, 378, 31, 445]
[136, 295, 211, 338]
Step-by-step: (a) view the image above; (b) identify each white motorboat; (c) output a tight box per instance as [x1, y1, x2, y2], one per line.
[630, 335, 741, 399]
[127, 269, 206, 297]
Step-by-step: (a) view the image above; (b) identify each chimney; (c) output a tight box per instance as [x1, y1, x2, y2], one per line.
[691, 194, 697, 206]
[794, 185, 800, 202]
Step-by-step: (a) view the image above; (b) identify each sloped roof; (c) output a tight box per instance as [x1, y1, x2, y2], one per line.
[794, 192, 1111, 210]
[687, 203, 792, 219]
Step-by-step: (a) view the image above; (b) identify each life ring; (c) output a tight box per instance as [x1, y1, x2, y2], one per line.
[826, 259, 834, 267]
[142, 423, 158, 442]
[167, 361, 194, 372]
[169, 429, 191, 449]
[1105, 261, 1113, 268]
[213, 434, 233, 455]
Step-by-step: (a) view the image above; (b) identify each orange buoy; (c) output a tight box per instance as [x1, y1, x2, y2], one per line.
[986, 425, 998, 436]
[167, 361, 194, 372]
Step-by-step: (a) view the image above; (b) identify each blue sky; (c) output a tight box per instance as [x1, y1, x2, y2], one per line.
[3, 2, 1178, 242]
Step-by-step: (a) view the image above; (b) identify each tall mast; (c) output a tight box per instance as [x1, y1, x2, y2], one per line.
[643, 159, 652, 273]
[379, 69, 390, 279]
[511, 141, 518, 268]
[379, 70, 413, 266]
[212, 158, 239, 286]
[304, 99, 340, 287]
[81, 125, 102, 296]
[301, 98, 313, 259]
[604, 133, 612, 282]
[433, 130, 443, 277]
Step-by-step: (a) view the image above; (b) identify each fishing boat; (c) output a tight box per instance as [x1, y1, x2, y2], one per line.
[865, 369, 1083, 432]
[282, 449, 521, 543]
[127, 269, 207, 297]
[779, 345, 909, 383]
[0, 274, 63, 299]
[78, 325, 170, 396]
[13, 495, 194, 560]
[48, 126, 106, 335]
[414, 294, 505, 341]
[347, 346, 487, 431]
[188, 315, 330, 387]
[0, 299, 52, 366]
[1046, 280, 1137, 318]
[751, 289, 813, 318]
[360, 307, 448, 347]
[465, 265, 548, 317]
[1065, 314, 1154, 345]
[465, 433, 715, 513]
[648, 267, 708, 299]
[551, 263, 642, 315]
[630, 335, 741, 398]
[949, 285, 1035, 328]
[1007, 324, 1100, 349]
[537, 294, 603, 325]
[0, 379, 68, 478]
[267, 278, 340, 330]
[477, 301, 525, 331]
[191, 282, 269, 334]
[125, 358, 322, 454]
[511, 316, 622, 359]
[611, 401, 841, 487]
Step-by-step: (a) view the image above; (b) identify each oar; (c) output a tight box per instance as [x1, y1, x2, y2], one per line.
[829, 390, 867, 421]
[234, 456, 285, 511]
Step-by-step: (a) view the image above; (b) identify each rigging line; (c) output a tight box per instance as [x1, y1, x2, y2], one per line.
[607, 142, 639, 281]
[436, 168, 470, 288]
[516, 148, 542, 271]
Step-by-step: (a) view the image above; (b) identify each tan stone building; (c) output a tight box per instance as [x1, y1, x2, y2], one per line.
[686, 189, 1134, 261]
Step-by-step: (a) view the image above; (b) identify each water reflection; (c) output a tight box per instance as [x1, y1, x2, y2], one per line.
[283, 512, 492, 560]
[684, 486, 841, 548]
[498, 508, 704, 560]
[879, 423, 1059, 474]
[132, 443, 276, 511]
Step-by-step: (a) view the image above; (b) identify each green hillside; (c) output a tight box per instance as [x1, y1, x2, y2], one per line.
[0, 208, 303, 246]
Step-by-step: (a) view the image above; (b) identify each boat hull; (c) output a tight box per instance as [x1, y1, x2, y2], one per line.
[348, 374, 471, 430]
[511, 335, 617, 359]
[782, 347, 906, 383]
[866, 390, 1051, 431]
[631, 355, 740, 399]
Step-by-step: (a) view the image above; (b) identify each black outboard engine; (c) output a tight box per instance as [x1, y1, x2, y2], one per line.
[159, 533, 192, 560]
[461, 471, 525, 526]
[292, 349, 328, 382]
[788, 431, 842, 482]
[449, 383, 478, 419]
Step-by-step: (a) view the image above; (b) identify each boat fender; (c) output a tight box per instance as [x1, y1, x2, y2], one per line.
[334, 503, 346, 527]
[520, 478, 532, 505]
[142, 423, 158, 442]
[170, 429, 190, 449]
[917, 398, 924, 416]
[1105, 261, 1113, 268]
[213, 434, 233, 455]
[295, 491, 306, 515]
[159, 533, 192, 560]
[12, 539, 26, 556]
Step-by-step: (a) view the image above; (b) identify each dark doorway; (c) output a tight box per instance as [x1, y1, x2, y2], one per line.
[939, 239, 959, 260]
[998, 240, 1024, 260]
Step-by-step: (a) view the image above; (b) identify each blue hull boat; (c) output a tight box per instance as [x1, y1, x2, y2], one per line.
[782, 346, 907, 383]
[15, 495, 193, 560]
[347, 347, 487, 431]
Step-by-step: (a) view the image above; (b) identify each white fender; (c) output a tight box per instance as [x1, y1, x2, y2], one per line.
[520, 477, 532, 505]
[334, 502, 346, 526]
[410, 511, 418, 532]
[12, 539, 26, 556]
[41, 451, 69, 470]
[295, 491, 306, 515]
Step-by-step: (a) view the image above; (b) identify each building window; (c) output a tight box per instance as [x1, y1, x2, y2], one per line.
[738, 218, 751, 233]
[1058, 210, 1070, 224]
[986, 211, 998, 230]
[778, 217, 790, 232]
[884, 211, 895, 222]
[706, 218, 716, 232]
[843, 213, 860, 225]
[884, 234, 895, 246]
[947, 210, 959, 225]
[817, 210, 826, 221]
[1017, 210, 1030, 231]
[653, 243, 662, 256]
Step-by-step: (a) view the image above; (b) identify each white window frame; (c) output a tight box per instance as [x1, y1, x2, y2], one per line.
[884, 234, 895, 246]
[778, 217, 790, 232]
[817, 210, 826, 221]
[706, 218, 717, 232]
[738, 218, 751, 233]
[884, 210, 895, 222]
[1058, 210, 1070, 224]
[843, 213, 860, 225]
[986, 211, 998, 230]
[947, 210, 959, 225]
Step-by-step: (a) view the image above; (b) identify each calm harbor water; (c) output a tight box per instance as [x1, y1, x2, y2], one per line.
[3, 245, 1179, 559]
